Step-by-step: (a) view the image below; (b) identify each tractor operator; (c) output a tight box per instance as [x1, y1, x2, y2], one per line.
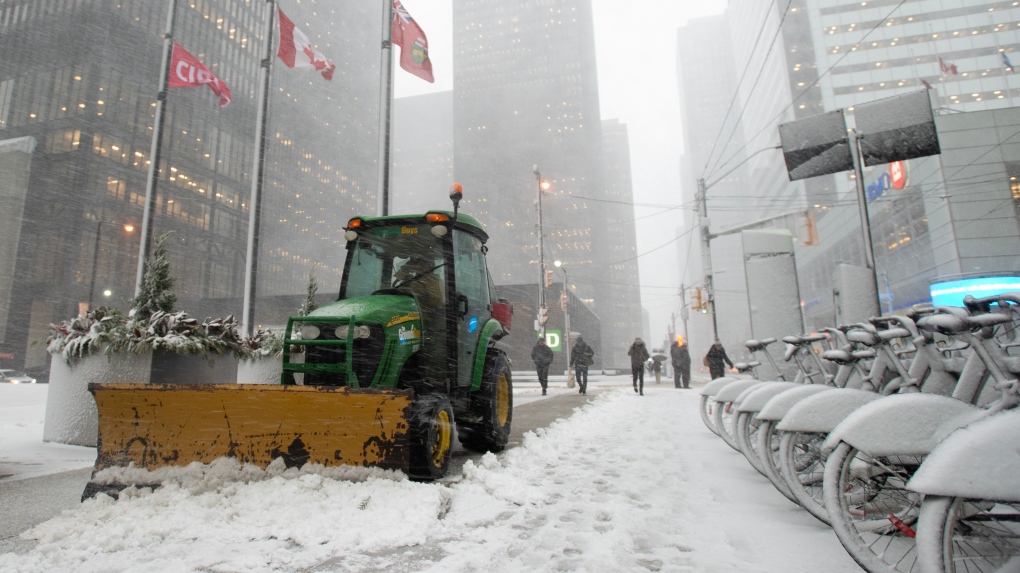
[394, 256, 448, 385]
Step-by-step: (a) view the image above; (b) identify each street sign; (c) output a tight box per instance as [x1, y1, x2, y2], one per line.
[855, 89, 940, 166]
[778, 109, 853, 181]
[537, 329, 562, 351]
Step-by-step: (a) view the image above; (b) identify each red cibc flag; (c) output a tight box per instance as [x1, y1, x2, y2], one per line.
[277, 8, 335, 80]
[392, 0, 434, 83]
[168, 43, 232, 107]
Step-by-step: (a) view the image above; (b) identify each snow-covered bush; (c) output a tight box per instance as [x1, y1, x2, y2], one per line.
[46, 232, 282, 362]
[237, 327, 285, 360]
[46, 307, 127, 361]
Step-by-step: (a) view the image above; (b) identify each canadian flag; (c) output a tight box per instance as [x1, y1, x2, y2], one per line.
[277, 8, 335, 80]
[168, 43, 232, 106]
[938, 56, 958, 75]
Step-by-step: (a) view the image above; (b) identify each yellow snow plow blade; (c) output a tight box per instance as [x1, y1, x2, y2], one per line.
[84, 383, 412, 498]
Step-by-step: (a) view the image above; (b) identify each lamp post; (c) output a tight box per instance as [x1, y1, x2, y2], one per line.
[533, 165, 551, 339]
[87, 220, 135, 311]
[554, 260, 571, 381]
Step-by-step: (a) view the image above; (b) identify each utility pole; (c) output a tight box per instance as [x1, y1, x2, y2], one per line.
[696, 178, 719, 341]
[679, 283, 689, 340]
[534, 165, 549, 339]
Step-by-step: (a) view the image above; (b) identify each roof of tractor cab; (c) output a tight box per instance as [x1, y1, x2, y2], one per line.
[348, 211, 489, 243]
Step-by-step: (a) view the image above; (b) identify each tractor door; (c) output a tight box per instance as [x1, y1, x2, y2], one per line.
[452, 230, 491, 389]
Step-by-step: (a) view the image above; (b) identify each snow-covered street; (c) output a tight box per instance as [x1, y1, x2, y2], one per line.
[1, 380, 861, 572]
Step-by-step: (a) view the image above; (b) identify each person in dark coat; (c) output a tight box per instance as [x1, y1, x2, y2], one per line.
[627, 338, 650, 396]
[705, 340, 734, 380]
[670, 340, 691, 389]
[531, 337, 554, 395]
[569, 335, 595, 395]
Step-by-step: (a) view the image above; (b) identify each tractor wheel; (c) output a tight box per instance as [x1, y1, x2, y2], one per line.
[407, 394, 455, 481]
[461, 352, 513, 453]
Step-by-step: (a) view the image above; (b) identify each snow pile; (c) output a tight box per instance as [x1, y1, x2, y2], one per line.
[2, 388, 853, 572]
[0, 385, 95, 481]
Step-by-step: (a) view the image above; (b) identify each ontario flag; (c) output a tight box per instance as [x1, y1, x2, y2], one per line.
[938, 56, 958, 75]
[392, 0, 434, 83]
[168, 42, 232, 107]
[277, 8, 335, 80]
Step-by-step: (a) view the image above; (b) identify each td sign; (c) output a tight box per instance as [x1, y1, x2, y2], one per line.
[538, 329, 563, 351]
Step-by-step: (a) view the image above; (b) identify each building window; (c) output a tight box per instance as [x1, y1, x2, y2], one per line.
[0, 78, 12, 128]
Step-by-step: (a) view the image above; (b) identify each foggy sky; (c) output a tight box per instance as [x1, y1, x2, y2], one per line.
[393, 0, 730, 341]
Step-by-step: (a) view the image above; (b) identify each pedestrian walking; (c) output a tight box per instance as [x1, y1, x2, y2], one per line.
[705, 339, 734, 380]
[670, 339, 691, 388]
[627, 337, 650, 396]
[531, 337, 554, 395]
[650, 355, 665, 384]
[569, 335, 595, 395]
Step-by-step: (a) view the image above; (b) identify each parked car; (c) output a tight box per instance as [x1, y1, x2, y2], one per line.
[1, 369, 36, 384]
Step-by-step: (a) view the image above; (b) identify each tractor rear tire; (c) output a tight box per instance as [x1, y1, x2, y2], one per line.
[461, 352, 513, 453]
[408, 394, 455, 481]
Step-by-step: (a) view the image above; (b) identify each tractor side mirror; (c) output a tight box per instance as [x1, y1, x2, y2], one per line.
[456, 293, 469, 318]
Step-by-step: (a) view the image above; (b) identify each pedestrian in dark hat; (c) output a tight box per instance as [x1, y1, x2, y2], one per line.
[531, 337, 554, 395]
[569, 335, 595, 395]
[627, 337, 650, 395]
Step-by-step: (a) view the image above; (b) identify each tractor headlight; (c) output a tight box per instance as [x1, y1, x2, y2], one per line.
[335, 325, 372, 339]
[299, 325, 321, 340]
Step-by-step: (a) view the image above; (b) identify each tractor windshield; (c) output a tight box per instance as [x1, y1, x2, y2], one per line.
[342, 224, 447, 300]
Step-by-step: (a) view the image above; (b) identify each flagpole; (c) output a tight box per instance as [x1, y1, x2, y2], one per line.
[242, 0, 277, 336]
[990, 14, 1016, 108]
[135, 0, 178, 297]
[376, 0, 394, 216]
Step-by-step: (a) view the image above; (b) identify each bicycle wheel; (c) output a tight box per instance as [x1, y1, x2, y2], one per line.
[779, 430, 831, 525]
[712, 399, 740, 452]
[824, 441, 926, 573]
[755, 419, 798, 504]
[917, 495, 1020, 573]
[700, 394, 719, 435]
[735, 411, 766, 476]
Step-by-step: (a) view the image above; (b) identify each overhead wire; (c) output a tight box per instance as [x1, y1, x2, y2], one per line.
[703, 1, 794, 179]
[699, 0, 779, 178]
[709, 0, 909, 183]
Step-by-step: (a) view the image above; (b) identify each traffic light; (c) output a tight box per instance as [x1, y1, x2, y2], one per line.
[545, 270, 554, 287]
[560, 292, 567, 311]
[693, 288, 703, 311]
[538, 307, 549, 326]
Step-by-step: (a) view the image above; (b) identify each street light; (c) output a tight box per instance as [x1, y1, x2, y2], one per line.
[87, 220, 135, 312]
[554, 260, 570, 379]
[533, 164, 551, 339]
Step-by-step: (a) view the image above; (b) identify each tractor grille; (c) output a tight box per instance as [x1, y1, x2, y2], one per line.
[304, 324, 384, 387]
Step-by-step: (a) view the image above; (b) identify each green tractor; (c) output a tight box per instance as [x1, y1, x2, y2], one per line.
[280, 186, 514, 479]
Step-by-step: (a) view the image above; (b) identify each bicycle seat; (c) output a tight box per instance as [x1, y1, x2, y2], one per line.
[876, 327, 911, 342]
[852, 349, 877, 360]
[847, 329, 882, 346]
[802, 333, 828, 343]
[917, 314, 968, 334]
[968, 313, 1013, 328]
[781, 335, 805, 346]
[821, 349, 853, 365]
[733, 361, 759, 373]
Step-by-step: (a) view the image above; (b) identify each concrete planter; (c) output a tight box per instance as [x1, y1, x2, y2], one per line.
[236, 356, 282, 385]
[44, 350, 239, 447]
[150, 350, 237, 384]
[43, 351, 153, 447]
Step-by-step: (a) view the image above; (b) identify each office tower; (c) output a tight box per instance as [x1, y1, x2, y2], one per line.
[600, 119, 643, 367]
[676, 13, 753, 361]
[391, 91, 454, 214]
[451, 0, 608, 309]
[0, 0, 381, 372]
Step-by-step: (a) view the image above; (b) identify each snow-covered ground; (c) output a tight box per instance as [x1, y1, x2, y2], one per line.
[0, 379, 861, 572]
[0, 385, 96, 481]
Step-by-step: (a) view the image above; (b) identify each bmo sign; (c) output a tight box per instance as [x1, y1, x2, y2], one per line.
[865, 160, 908, 203]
